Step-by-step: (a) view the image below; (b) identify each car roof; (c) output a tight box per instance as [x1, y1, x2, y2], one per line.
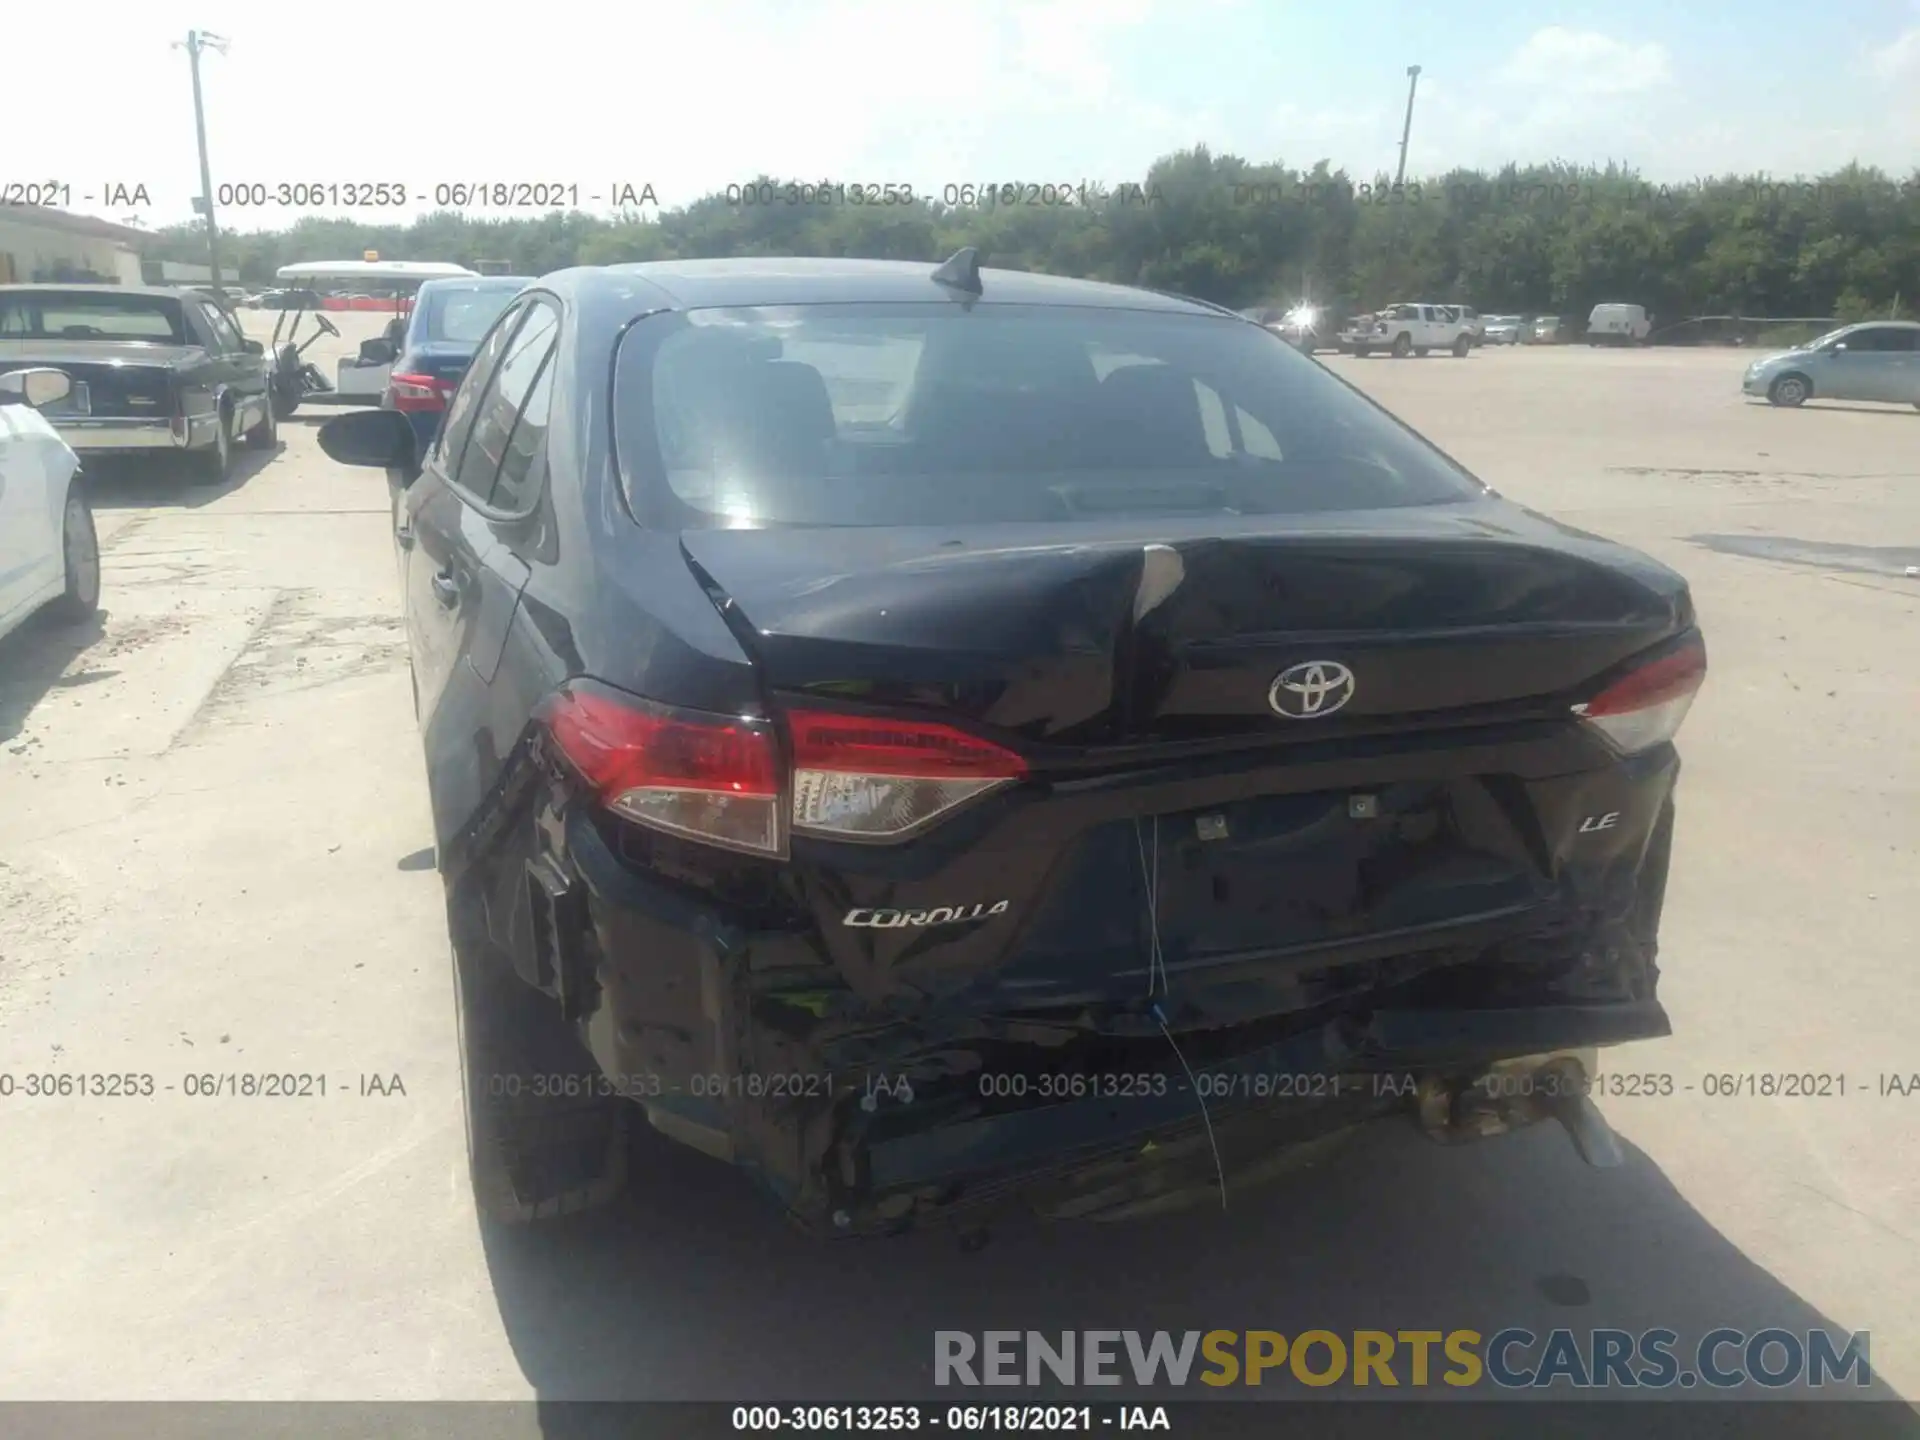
[277, 260, 480, 283]
[0, 283, 188, 300]
[544, 257, 1230, 317]
[417, 276, 534, 292]
[1841, 319, 1920, 329]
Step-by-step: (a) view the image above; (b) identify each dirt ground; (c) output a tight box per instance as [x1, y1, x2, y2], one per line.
[0, 311, 1915, 1404]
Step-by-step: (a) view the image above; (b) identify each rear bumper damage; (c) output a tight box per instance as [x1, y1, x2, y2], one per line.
[517, 799, 1671, 1236]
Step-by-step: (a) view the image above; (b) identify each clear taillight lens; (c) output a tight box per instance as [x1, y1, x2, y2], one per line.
[1574, 637, 1707, 754]
[787, 710, 1026, 841]
[539, 681, 783, 856]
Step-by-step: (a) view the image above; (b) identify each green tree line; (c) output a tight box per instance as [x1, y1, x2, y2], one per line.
[152, 150, 1920, 325]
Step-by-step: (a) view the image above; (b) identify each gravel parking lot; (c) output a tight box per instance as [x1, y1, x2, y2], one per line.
[1, 314, 1915, 1402]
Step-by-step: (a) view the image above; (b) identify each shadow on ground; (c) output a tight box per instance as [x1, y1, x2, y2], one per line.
[475, 1118, 1915, 1416]
[80, 443, 282, 511]
[0, 608, 108, 745]
[1740, 400, 1920, 417]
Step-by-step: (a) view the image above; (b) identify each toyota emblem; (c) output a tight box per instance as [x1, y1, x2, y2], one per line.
[1269, 661, 1356, 719]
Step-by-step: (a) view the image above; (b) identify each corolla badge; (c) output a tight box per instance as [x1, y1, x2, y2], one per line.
[1268, 661, 1356, 719]
[844, 901, 1010, 928]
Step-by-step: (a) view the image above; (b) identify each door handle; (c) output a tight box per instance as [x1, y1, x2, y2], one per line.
[394, 521, 415, 549]
[430, 570, 459, 607]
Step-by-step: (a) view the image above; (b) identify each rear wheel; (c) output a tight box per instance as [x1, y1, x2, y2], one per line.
[244, 394, 278, 449]
[49, 486, 100, 622]
[1768, 373, 1811, 407]
[449, 887, 629, 1224]
[1353, 344, 1372, 358]
[189, 408, 233, 485]
[271, 359, 302, 419]
[1414, 346, 1430, 358]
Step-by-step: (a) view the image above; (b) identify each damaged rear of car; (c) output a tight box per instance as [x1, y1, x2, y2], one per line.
[376, 256, 1703, 1236]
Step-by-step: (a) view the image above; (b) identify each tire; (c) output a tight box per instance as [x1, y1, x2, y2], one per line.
[48, 484, 101, 622]
[1414, 346, 1430, 358]
[244, 393, 278, 449]
[1354, 344, 1371, 358]
[1391, 333, 1412, 358]
[1767, 373, 1811, 408]
[189, 408, 233, 485]
[449, 891, 628, 1224]
[1452, 335, 1471, 357]
[270, 367, 301, 420]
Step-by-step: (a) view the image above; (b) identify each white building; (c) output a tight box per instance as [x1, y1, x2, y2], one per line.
[0, 207, 148, 286]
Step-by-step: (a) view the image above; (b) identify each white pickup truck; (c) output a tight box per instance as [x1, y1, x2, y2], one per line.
[1339, 302, 1475, 358]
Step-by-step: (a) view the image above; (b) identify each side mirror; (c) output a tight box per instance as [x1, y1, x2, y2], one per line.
[318, 408, 417, 471]
[0, 367, 74, 409]
[242, 338, 265, 356]
[1830, 342, 1849, 355]
[359, 339, 397, 366]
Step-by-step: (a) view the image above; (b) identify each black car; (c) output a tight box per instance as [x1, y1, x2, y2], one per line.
[0, 284, 277, 483]
[319, 252, 1705, 1236]
[380, 275, 533, 458]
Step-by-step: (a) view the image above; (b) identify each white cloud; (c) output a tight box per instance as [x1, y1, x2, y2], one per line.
[1868, 26, 1920, 80]
[1498, 26, 1674, 96]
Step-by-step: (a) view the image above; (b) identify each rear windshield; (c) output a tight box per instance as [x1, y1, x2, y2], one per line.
[414, 284, 524, 345]
[614, 302, 1485, 529]
[0, 292, 185, 343]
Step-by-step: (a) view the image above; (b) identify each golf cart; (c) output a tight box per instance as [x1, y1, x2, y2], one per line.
[267, 260, 480, 417]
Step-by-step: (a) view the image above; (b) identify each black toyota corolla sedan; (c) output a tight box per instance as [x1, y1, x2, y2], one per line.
[319, 251, 1705, 1236]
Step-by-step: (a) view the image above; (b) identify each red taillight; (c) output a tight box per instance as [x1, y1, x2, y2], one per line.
[787, 709, 1025, 841]
[388, 371, 452, 413]
[1575, 638, 1707, 753]
[539, 682, 782, 856]
[539, 686, 1029, 853]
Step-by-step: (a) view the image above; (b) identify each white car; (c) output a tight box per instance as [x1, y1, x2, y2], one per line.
[0, 368, 100, 645]
[1587, 303, 1652, 345]
[1348, 302, 1475, 358]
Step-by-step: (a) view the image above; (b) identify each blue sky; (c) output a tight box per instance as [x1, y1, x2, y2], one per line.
[13, 0, 1920, 229]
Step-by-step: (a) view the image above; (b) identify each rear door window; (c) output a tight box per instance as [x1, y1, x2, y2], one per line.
[452, 298, 560, 510]
[195, 301, 243, 351]
[437, 299, 527, 475]
[1851, 327, 1916, 352]
[485, 338, 558, 514]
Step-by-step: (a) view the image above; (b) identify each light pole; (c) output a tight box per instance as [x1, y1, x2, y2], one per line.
[1394, 64, 1422, 189]
[176, 30, 230, 297]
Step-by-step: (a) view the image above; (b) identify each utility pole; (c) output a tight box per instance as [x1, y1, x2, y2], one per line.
[1394, 64, 1422, 189]
[176, 31, 230, 298]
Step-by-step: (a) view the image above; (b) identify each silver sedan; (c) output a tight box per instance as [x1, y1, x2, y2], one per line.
[1742, 321, 1920, 408]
